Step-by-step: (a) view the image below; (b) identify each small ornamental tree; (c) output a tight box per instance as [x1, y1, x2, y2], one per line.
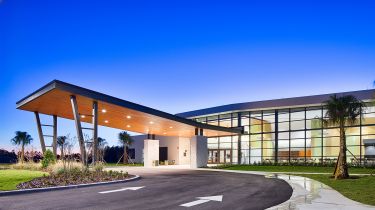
[41, 149, 56, 168]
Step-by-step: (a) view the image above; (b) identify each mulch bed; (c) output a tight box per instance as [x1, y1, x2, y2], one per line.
[17, 171, 133, 189]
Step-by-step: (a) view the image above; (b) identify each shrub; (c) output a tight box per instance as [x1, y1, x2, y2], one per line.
[92, 161, 104, 172]
[11, 162, 42, 171]
[41, 150, 56, 169]
[47, 160, 85, 175]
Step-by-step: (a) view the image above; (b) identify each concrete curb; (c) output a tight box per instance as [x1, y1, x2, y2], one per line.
[0, 175, 141, 196]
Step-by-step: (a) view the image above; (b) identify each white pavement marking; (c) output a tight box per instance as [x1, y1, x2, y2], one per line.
[98, 186, 145, 194]
[180, 195, 223, 207]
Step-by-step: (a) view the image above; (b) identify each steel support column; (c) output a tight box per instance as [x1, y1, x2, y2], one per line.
[34, 112, 46, 154]
[275, 110, 279, 163]
[92, 101, 98, 163]
[52, 115, 57, 156]
[70, 95, 86, 165]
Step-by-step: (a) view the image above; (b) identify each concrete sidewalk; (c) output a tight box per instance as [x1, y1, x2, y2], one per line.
[197, 168, 375, 210]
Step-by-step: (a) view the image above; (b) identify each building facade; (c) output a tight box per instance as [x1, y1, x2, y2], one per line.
[177, 89, 375, 165]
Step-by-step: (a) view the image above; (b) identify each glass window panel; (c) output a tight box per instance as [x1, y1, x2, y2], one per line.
[263, 122, 275, 133]
[323, 129, 339, 137]
[278, 132, 289, 140]
[250, 124, 262, 133]
[346, 127, 360, 136]
[290, 109, 305, 121]
[232, 115, 238, 127]
[306, 108, 322, 119]
[278, 122, 289, 131]
[291, 138, 305, 148]
[278, 109, 289, 122]
[241, 112, 250, 126]
[323, 146, 339, 157]
[324, 136, 340, 147]
[291, 131, 305, 139]
[208, 138, 218, 144]
[278, 140, 289, 150]
[250, 140, 261, 149]
[307, 118, 322, 129]
[291, 120, 305, 130]
[219, 119, 232, 127]
[219, 142, 231, 149]
[219, 136, 231, 143]
[208, 144, 218, 149]
[250, 134, 262, 141]
[363, 126, 375, 135]
[263, 111, 276, 124]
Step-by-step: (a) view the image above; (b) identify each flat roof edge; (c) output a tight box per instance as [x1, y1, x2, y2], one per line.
[177, 88, 375, 118]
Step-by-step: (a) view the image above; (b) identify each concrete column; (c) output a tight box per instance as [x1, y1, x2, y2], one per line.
[190, 136, 208, 168]
[144, 139, 159, 167]
[92, 101, 98, 163]
[52, 115, 57, 156]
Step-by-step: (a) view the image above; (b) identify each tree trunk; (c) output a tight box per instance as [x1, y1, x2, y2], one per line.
[60, 146, 64, 160]
[123, 145, 128, 164]
[334, 124, 349, 179]
[21, 144, 25, 164]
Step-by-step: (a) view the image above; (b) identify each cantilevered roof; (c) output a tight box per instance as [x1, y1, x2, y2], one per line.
[17, 80, 241, 137]
[177, 89, 375, 118]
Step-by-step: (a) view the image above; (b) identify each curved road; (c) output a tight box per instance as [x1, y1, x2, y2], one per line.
[0, 168, 292, 210]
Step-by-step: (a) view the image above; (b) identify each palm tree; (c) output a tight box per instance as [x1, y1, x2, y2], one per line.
[324, 94, 365, 179]
[97, 137, 107, 161]
[57, 136, 67, 160]
[11, 131, 33, 163]
[118, 131, 133, 164]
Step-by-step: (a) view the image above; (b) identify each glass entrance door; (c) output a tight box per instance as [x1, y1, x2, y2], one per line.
[208, 149, 231, 164]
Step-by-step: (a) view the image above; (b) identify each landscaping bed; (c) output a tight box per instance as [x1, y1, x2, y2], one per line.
[16, 170, 132, 190]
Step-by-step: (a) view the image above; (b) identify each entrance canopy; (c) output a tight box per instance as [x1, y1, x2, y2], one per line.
[17, 80, 242, 137]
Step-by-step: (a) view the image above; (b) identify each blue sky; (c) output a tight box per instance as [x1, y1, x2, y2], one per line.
[1, 0, 374, 151]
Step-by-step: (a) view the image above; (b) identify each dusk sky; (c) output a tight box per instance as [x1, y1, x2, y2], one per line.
[1, 0, 374, 151]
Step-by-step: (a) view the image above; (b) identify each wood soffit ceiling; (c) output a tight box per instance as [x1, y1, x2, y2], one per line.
[16, 80, 242, 138]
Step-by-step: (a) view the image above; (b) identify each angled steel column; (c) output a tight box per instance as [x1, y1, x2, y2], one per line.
[70, 95, 86, 165]
[92, 101, 98, 163]
[52, 115, 58, 156]
[34, 112, 46, 154]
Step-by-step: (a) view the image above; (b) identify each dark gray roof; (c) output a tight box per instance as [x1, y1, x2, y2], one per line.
[176, 89, 375, 118]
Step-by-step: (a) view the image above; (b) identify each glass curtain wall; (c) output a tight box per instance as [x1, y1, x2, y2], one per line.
[196, 102, 375, 165]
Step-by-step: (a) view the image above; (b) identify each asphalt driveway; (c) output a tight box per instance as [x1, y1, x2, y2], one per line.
[0, 168, 292, 210]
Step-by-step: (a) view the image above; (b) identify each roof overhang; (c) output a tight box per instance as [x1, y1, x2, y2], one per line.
[17, 80, 242, 138]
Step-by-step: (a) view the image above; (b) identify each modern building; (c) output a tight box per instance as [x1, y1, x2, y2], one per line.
[17, 80, 375, 167]
[176, 89, 375, 165]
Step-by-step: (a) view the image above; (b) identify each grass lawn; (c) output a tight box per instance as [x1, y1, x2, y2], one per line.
[298, 174, 375, 206]
[105, 163, 143, 167]
[218, 165, 375, 174]
[0, 170, 48, 191]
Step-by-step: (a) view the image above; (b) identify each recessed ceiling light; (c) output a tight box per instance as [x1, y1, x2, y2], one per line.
[127, 125, 131, 128]
[149, 121, 154, 124]
[163, 132, 167, 135]
[102, 109, 107, 113]
[126, 115, 131, 119]
[169, 126, 173, 129]
[81, 115, 86, 118]
[104, 120, 109, 123]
